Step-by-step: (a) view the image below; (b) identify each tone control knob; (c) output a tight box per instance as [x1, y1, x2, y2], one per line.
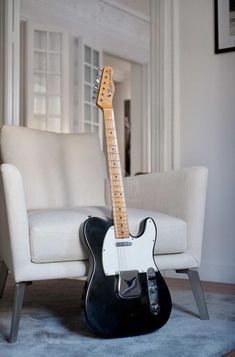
[151, 303, 160, 314]
[150, 286, 157, 293]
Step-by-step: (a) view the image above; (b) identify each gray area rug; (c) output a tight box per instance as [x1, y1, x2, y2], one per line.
[0, 277, 234, 357]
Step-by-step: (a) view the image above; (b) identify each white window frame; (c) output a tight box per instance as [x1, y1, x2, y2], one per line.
[75, 37, 103, 146]
[25, 22, 70, 133]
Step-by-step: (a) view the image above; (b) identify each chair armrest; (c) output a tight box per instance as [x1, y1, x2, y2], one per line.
[0, 164, 31, 280]
[123, 167, 208, 265]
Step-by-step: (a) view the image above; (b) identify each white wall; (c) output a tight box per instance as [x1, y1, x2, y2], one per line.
[179, 0, 235, 283]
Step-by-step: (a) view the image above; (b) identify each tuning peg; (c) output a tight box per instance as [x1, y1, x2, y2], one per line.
[92, 95, 96, 102]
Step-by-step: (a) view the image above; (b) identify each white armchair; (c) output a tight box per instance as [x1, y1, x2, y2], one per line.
[0, 125, 208, 343]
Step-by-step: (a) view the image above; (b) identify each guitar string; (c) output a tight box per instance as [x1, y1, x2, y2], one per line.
[105, 113, 123, 273]
[105, 111, 129, 273]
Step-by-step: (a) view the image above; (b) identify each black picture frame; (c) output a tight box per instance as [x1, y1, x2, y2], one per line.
[215, 0, 235, 53]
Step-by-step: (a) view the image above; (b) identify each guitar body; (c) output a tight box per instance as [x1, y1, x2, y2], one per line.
[82, 216, 172, 338]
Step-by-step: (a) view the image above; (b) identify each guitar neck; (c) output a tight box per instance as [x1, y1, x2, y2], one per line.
[103, 108, 129, 239]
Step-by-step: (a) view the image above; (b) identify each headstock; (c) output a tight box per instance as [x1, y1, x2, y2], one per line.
[93, 66, 115, 110]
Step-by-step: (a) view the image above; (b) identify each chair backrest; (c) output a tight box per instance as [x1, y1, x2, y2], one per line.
[0, 125, 107, 210]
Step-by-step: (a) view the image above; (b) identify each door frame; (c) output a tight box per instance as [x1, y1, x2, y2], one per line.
[0, 0, 20, 126]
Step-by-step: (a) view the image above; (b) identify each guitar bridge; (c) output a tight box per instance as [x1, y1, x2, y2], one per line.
[117, 270, 142, 299]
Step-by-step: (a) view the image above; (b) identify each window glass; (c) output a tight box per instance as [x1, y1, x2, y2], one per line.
[85, 46, 91, 64]
[49, 32, 62, 52]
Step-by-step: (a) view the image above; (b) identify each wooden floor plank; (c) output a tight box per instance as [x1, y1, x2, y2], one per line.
[223, 350, 235, 357]
[165, 277, 235, 295]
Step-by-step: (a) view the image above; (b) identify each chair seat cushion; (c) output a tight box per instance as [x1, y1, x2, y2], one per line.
[28, 206, 187, 263]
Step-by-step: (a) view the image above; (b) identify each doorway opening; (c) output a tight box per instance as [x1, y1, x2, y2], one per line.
[103, 53, 149, 176]
[103, 53, 131, 176]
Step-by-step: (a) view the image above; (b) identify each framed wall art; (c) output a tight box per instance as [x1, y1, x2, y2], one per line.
[215, 0, 235, 53]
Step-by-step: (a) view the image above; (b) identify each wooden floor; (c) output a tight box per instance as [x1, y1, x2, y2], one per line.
[165, 277, 235, 295]
[224, 351, 235, 357]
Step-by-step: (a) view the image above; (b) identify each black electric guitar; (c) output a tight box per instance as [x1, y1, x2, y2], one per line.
[82, 66, 172, 338]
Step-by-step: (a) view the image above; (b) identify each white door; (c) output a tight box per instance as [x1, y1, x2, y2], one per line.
[24, 24, 69, 133]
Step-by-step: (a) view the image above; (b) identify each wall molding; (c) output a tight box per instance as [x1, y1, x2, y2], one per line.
[150, 0, 180, 172]
[21, 0, 150, 64]
[100, 0, 150, 22]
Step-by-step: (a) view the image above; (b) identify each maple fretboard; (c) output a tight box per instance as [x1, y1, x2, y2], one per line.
[103, 108, 129, 239]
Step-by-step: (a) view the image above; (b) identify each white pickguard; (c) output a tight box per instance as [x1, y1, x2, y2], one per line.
[102, 218, 157, 276]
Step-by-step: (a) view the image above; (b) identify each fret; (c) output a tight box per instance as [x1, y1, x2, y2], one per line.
[109, 169, 122, 176]
[107, 154, 120, 160]
[106, 139, 119, 147]
[112, 189, 124, 194]
[112, 195, 125, 200]
[112, 199, 126, 205]
[110, 178, 123, 183]
[110, 185, 124, 190]
[110, 183, 123, 188]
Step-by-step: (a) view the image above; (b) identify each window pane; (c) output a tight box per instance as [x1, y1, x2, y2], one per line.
[34, 74, 46, 93]
[34, 95, 46, 114]
[85, 85, 91, 102]
[34, 52, 46, 71]
[85, 65, 91, 83]
[34, 30, 46, 50]
[93, 50, 99, 67]
[93, 68, 98, 83]
[33, 115, 46, 130]
[93, 107, 99, 123]
[49, 32, 62, 52]
[48, 54, 61, 73]
[47, 117, 61, 132]
[85, 46, 91, 64]
[48, 75, 61, 95]
[84, 123, 92, 132]
[93, 124, 99, 133]
[48, 96, 61, 115]
[85, 104, 91, 122]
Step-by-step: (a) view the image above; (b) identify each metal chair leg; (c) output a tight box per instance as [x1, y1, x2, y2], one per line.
[9, 282, 26, 343]
[0, 262, 8, 298]
[176, 269, 209, 320]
